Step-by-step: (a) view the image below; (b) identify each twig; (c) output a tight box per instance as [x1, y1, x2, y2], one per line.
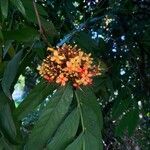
[20, 41, 36, 65]
[106, 143, 111, 150]
[32, 0, 51, 47]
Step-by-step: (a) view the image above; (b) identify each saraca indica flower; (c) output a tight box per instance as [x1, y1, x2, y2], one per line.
[38, 44, 101, 88]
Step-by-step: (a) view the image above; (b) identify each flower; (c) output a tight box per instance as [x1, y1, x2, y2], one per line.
[43, 75, 51, 82]
[56, 74, 68, 86]
[51, 51, 65, 64]
[64, 61, 75, 73]
[38, 44, 101, 87]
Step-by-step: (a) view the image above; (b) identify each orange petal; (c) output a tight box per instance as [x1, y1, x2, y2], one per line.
[54, 51, 59, 56]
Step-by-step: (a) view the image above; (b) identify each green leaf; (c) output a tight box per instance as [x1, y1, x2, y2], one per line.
[34, 46, 45, 60]
[10, 0, 26, 16]
[16, 47, 35, 74]
[66, 130, 103, 150]
[0, 104, 16, 142]
[0, 91, 16, 142]
[0, 0, 8, 18]
[0, 131, 11, 150]
[142, 28, 150, 51]
[41, 18, 58, 37]
[73, 32, 99, 55]
[84, 131, 102, 150]
[75, 88, 103, 150]
[0, 29, 3, 41]
[3, 27, 39, 42]
[127, 108, 139, 136]
[76, 87, 103, 129]
[23, 0, 48, 23]
[65, 133, 84, 150]
[112, 98, 131, 120]
[3, 40, 14, 58]
[36, 4, 48, 17]
[47, 109, 80, 150]
[1, 50, 23, 99]
[115, 112, 129, 137]
[22, 0, 36, 23]
[112, 88, 133, 120]
[115, 108, 139, 137]
[0, 62, 7, 79]
[82, 105, 103, 150]
[14, 81, 57, 120]
[98, 38, 107, 53]
[25, 84, 73, 150]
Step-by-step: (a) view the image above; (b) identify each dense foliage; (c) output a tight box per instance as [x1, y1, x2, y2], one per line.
[0, 0, 149, 149]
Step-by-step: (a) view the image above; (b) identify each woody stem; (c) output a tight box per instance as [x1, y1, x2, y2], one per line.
[32, 0, 52, 47]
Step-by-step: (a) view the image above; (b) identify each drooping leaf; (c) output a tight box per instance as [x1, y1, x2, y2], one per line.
[1, 50, 23, 99]
[25, 84, 73, 150]
[0, 94, 16, 142]
[10, 0, 26, 16]
[47, 109, 80, 150]
[14, 81, 57, 120]
[0, 0, 8, 18]
[3, 40, 14, 58]
[0, 104, 16, 141]
[0, 131, 11, 150]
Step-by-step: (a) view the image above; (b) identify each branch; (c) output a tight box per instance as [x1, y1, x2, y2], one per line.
[57, 16, 103, 47]
[33, 0, 51, 47]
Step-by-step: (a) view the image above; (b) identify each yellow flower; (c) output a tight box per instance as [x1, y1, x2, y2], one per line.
[38, 44, 101, 87]
[51, 51, 65, 64]
[78, 51, 83, 58]
[64, 61, 75, 73]
[70, 57, 81, 71]
[80, 74, 92, 85]
[56, 74, 68, 86]
[82, 77, 92, 85]
[82, 54, 93, 65]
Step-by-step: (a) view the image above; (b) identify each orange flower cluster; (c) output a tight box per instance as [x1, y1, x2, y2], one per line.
[38, 44, 101, 87]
